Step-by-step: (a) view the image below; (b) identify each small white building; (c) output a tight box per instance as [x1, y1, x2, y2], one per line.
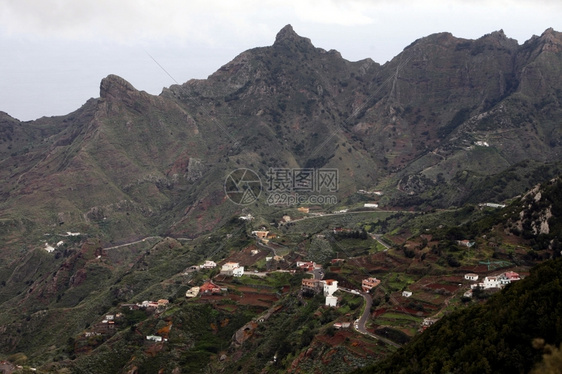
[325, 295, 338, 307]
[233, 266, 245, 277]
[323, 280, 338, 297]
[483, 276, 501, 288]
[457, 240, 475, 248]
[364, 203, 379, 208]
[201, 260, 217, 269]
[185, 286, 200, 298]
[146, 335, 163, 342]
[499, 271, 520, 285]
[221, 262, 240, 273]
[480, 203, 506, 209]
[464, 273, 479, 281]
[402, 291, 412, 298]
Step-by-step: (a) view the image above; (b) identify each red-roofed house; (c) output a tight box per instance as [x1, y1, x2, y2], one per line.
[362, 277, 381, 292]
[200, 280, 221, 295]
[297, 261, 317, 272]
[500, 271, 520, 285]
[301, 278, 322, 293]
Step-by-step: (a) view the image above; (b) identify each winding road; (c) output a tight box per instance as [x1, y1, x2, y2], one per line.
[340, 288, 402, 348]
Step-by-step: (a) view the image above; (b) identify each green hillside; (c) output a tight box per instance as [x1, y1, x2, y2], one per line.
[354, 256, 562, 374]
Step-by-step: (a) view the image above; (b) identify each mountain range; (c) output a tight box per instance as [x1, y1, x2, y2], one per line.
[1, 25, 562, 373]
[1, 25, 562, 255]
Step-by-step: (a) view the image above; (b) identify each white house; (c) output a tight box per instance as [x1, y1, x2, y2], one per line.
[185, 286, 200, 298]
[146, 335, 163, 342]
[484, 276, 500, 288]
[481, 203, 506, 209]
[457, 240, 475, 248]
[499, 271, 520, 285]
[221, 262, 240, 273]
[233, 266, 245, 277]
[464, 273, 479, 281]
[201, 260, 216, 269]
[364, 203, 378, 208]
[325, 295, 338, 307]
[323, 280, 338, 297]
[333, 322, 351, 329]
[402, 291, 413, 298]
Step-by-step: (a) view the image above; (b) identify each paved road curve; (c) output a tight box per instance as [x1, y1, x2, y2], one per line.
[340, 288, 402, 348]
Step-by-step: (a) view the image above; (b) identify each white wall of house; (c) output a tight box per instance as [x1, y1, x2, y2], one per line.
[323, 280, 338, 297]
[325, 295, 337, 307]
[233, 266, 245, 277]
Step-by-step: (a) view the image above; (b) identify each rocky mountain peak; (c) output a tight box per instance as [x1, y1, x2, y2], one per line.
[477, 29, 519, 49]
[538, 27, 561, 51]
[273, 24, 315, 51]
[100, 74, 137, 99]
[274, 24, 298, 43]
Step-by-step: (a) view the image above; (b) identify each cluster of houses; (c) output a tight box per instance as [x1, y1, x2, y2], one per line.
[84, 313, 125, 337]
[120, 299, 170, 311]
[251, 229, 278, 243]
[464, 271, 521, 297]
[188, 259, 245, 276]
[186, 280, 227, 298]
[296, 261, 322, 272]
[301, 278, 339, 307]
[221, 261, 245, 277]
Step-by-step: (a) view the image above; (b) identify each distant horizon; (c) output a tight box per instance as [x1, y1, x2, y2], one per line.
[1, 0, 560, 121]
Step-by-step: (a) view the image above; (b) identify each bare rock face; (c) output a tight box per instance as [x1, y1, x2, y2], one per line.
[100, 74, 137, 100]
[274, 24, 315, 50]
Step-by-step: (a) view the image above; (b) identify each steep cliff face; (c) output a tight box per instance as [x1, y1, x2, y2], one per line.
[508, 176, 562, 249]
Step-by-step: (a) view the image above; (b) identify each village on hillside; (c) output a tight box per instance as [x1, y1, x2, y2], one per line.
[73, 202, 528, 355]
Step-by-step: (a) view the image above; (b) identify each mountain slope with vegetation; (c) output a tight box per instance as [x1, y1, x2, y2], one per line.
[353, 256, 562, 374]
[1, 26, 562, 252]
[1, 25, 562, 372]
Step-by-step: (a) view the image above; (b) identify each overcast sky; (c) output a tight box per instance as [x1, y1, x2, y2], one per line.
[1, 0, 560, 121]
